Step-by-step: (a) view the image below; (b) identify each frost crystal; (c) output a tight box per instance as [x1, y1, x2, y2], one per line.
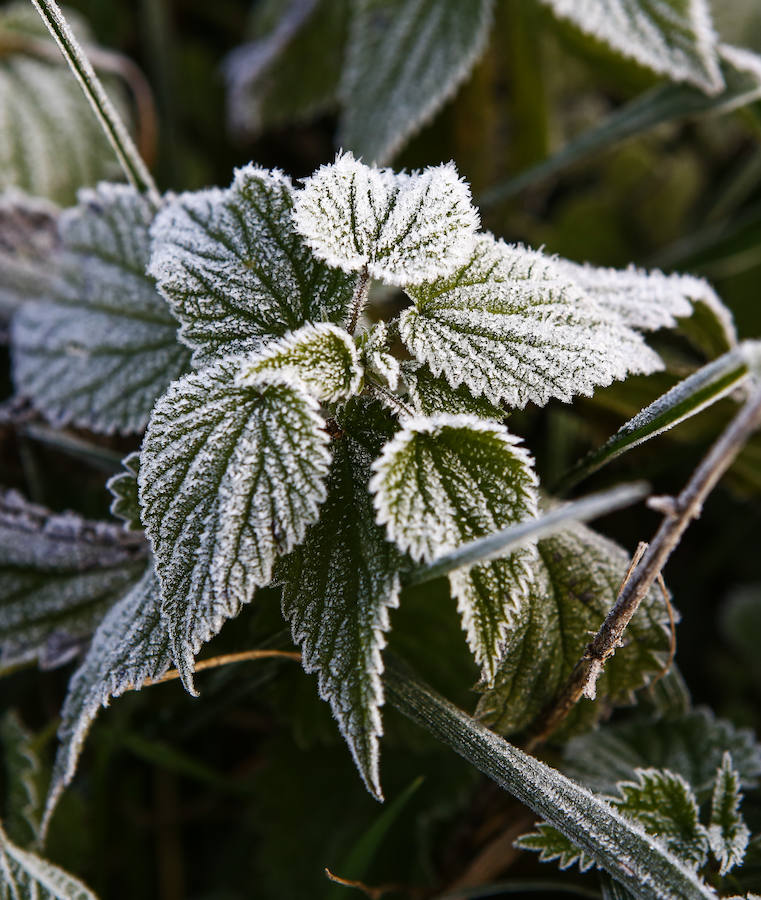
[708, 753, 750, 875]
[292, 152, 479, 286]
[237, 322, 362, 402]
[149, 165, 354, 366]
[138, 357, 331, 690]
[400, 236, 663, 409]
[370, 414, 538, 682]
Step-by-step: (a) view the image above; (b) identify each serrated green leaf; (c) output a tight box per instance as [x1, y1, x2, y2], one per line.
[292, 152, 479, 287]
[138, 357, 331, 690]
[358, 322, 400, 391]
[150, 164, 354, 367]
[562, 709, 761, 802]
[1, 712, 41, 849]
[12, 183, 190, 434]
[708, 752, 750, 875]
[0, 821, 96, 899]
[106, 452, 141, 532]
[0, 489, 147, 673]
[238, 322, 362, 402]
[43, 564, 170, 837]
[280, 405, 403, 800]
[516, 821, 595, 872]
[476, 522, 671, 736]
[338, 0, 494, 164]
[399, 236, 663, 410]
[539, 0, 722, 94]
[370, 414, 537, 683]
[402, 362, 504, 420]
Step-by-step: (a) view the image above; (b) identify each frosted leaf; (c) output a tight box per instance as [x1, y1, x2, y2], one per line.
[0, 821, 97, 899]
[370, 414, 538, 682]
[539, 0, 723, 95]
[42, 565, 169, 839]
[12, 183, 191, 435]
[139, 357, 331, 690]
[106, 452, 142, 532]
[476, 523, 672, 736]
[338, 0, 494, 164]
[399, 236, 663, 409]
[402, 362, 504, 420]
[237, 322, 362, 402]
[0, 489, 147, 673]
[149, 165, 354, 367]
[1, 712, 41, 848]
[292, 152, 479, 287]
[280, 400, 402, 800]
[0, 5, 126, 204]
[516, 822, 595, 872]
[359, 322, 400, 391]
[708, 753, 750, 875]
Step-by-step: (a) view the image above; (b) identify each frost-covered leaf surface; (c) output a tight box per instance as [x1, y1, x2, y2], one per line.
[402, 362, 503, 419]
[280, 400, 402, 800]
[237, 322, 362, 402]
[476, 523, 671, 736]
[359, 322, 400, 391]
[43, 565, 170, 835]
[292, 152, 479, 287]
[0, 490, 147, 672]
[139, 357, 331, 689]
[516, 821, 595, 872]
[106, 452, 142, 532]
[562, 709, 761, 801]
[12, 184, 190, 434]
[370, 414, 537, 682]
[399, 236, 662, 409]
[708, 753, 750, 874]
[1, 712, 41, 848]
[0, 821, 96, 899]
[539, 0, 723, 94]
[338, 0, 494, 164]
[150, 165, 354, 366]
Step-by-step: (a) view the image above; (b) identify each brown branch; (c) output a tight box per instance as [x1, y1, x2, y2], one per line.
[324, 868, 405, 899]
[525, 385, 761, 750]
[142, 648, 301, 688]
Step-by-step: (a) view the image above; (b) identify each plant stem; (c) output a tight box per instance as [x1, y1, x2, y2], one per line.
[526, 384, 761, 749]
[29, 0, 160, 206]
[346, 266, 370, 335]
[143, 648, 301, 687]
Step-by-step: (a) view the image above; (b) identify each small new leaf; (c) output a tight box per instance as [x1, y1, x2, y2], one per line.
[106, 452, 142, 532]
[1, 711, 41, 848]
[237, 322, 362, 402]
[150, 165, 354, 366]
[359, 322, 400, 391]
[370, 414, 538, 682]
[399, 236, 662, 409]
[708, 752, 750, 875]
[139, 357, 331, 689]
[516, 822, 595, 872]
[292, 152, 479, 287]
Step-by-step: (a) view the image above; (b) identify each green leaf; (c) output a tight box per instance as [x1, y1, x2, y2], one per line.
[0, 821, 97, 899]
[138, 357, 331, 690]
[399, 236, 662, 409]
[708, 752, 750, 875]
[280, 401, 403, 800]
[358, 322, 400, 391]
[516, 821, 595, 872]
[237, 322, 363, 402]
[1, 711, 42, 848]
[0, 489, 147, 673]
[539, 0, 722, 94]
[43, 564, 170, 836]
[476, 522, 671, 736]
[562, 709, 761, 802]
[12, 183, 190, 434]
[149, 164, 354, 367]
[338, 0, 494, 164]
[370, 414, 537, 683]
[106, 452, 141, 532]
[402, 362, 504, 420]
[292, 152, 479, 287]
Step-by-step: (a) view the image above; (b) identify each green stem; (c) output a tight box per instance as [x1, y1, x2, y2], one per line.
[29, 0, 161, 207]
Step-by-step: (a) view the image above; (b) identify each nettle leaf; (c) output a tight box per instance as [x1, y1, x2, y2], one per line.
[149, 165, 354, 367]
[43, 565, 170, 835]
[708, 753, 750, 875]
[476, 523, 671, 736]
[12, 183, 191, 434]
[359, 322, 400, 391]
[280, 401, 403, 800]
[402, 362, 504, 420]
[399, 236, 662, 409]
[292, 152, 479, 287]
[562, 708, 761, 802]
[338, 0, 494, 164]
[539, 0, 723, 95]
[237, 322, 362, 402]
[138, 357, 331, 689]
[1, 711, 41, 848]
[370, 414, 538, 683]
[0, 489, 147, 672]
[0, 822, 96, 900]
[516, 821, 595, 872]
[106, 452, 142, 532]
